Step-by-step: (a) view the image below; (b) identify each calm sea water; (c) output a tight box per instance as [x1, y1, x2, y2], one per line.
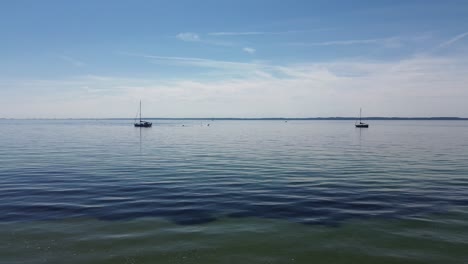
[1, 119, 468, 263]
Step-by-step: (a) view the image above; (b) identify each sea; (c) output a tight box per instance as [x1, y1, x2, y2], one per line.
[1, 119, 467, 263]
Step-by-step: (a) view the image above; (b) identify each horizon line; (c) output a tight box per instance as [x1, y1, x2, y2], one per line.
[1, 117, 468, 121]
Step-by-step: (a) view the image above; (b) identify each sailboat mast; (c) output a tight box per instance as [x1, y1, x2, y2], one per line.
[140, 100, 142, 122]
[359, 108, 362, 123]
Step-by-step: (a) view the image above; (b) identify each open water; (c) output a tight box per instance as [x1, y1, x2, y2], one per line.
[1, 119, 467, 263]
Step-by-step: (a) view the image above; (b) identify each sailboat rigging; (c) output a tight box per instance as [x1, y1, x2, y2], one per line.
[355, 108, 369, 128]
[134, 100, 152, 127]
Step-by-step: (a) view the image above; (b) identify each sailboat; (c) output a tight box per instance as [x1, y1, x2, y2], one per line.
[355, 108, 369, 128]
[134, 100, 152, 127]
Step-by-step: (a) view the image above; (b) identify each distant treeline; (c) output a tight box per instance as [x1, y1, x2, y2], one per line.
[2, 117, 468, 120]
[115, 117, 468, 120]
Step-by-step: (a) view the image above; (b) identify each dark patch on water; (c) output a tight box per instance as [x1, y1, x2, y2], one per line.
[1, 170, 467, 226]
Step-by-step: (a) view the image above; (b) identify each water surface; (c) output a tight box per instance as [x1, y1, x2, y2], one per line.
[1, 120, 467, 263]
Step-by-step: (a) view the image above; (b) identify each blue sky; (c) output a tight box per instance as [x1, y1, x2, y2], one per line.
[1, 0, 468, 118]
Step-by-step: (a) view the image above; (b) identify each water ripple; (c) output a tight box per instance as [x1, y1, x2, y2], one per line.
[1, 120, 468, 226]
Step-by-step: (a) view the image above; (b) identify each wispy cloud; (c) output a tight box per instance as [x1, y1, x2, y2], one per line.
[439, 32, 468, 48]
[176, 32, 201, 42]
[310, 38, 384, 46]
[175, 32, 235, 47]
[289, 37, 400, 47]
[208, 31, 267, 36]
[59, 55, 85, 67]
[208, 29, 332, 36]
[121, 52, 285, 80]
[5, 54, 468, 117]
[129, 53, 267, 72]
[243, 47, 256, 54]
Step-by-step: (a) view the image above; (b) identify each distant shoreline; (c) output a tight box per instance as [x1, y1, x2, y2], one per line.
[1, 117, 468, 121]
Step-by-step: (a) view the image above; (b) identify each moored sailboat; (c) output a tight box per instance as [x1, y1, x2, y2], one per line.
[134, 100, 152, 127]
[355, 108, 369, 128]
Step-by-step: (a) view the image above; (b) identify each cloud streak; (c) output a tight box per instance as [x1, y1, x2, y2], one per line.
[208, 31, 266, 36]
[289, 37, 401, 47]
[243, 47, 256, 54]
[439, 31, 468, 48]
[175, 32, 235, 47]
[138, 54, 257, 68]
[59, 55, 85, 67]
[207, 29, 333, 36]
[125, 53, 276, 75]
[176, 32, 201, 42]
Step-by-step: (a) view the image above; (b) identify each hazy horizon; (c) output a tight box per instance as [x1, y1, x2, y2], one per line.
[1, 1, 468, 118]
[2, 116, 468, 120]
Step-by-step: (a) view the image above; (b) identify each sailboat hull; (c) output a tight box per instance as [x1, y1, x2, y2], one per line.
[355, 123, 369, 128]
[135, 122, 152, 127]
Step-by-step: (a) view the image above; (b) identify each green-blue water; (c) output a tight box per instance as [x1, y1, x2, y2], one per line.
[1, 120, 468, 263]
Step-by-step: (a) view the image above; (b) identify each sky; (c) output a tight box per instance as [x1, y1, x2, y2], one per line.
[1, 0, 468, 118]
